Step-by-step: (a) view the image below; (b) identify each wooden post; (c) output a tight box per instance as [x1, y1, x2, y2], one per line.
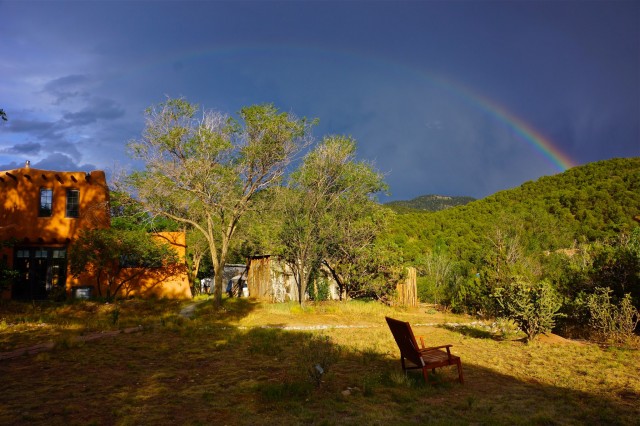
[396, 267, 417, 307]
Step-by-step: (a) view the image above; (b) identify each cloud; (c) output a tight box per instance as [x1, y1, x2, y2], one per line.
[0, 142, 42, 155]
[5, 119, 56, 134]
[32, 153, 97, 172]
[43, 74, 91, 105]
[61, 97, 125, 126]
[0, 161, 24, 171]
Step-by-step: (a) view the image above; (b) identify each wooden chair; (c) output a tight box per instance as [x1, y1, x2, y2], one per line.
[385, 316, 464, 384]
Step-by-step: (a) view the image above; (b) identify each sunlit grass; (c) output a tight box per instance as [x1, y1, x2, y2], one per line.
[0, 298, 638, 425]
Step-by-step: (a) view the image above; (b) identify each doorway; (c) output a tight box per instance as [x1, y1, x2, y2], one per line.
[12, 247, 67, 300]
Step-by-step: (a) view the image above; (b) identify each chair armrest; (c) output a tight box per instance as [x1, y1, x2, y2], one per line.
[421, 344, 453, 351]
[421, 344, 454, 359]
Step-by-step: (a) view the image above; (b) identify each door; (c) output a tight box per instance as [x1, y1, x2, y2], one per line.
[12, 248, 67, 300]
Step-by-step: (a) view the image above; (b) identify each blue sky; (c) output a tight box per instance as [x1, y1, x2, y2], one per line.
[1, 0, 638, 201]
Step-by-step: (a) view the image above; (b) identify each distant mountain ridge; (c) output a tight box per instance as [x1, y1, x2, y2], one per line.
[385, 194, 476, 212]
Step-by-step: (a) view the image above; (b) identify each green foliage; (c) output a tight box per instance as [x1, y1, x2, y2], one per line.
[275, 135, 390, 303]
[390, 158, 640, 270]
[127, 98, 314, 305]
[68, 228, 179, 299]
[385, 194, 475, 213]
[109, 190, 181, 232]
[589, 229, 640, 303]
[585, 287, 639, 343]
[308, 276, 330, 301]
[0, 263, 18, 293]
[388, 158, 640, 324]
[493, 279, 563, 342]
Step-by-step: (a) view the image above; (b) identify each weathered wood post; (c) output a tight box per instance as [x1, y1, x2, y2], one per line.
[396, 266, 417, 307]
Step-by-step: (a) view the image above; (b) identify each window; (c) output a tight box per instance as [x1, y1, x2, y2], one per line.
[39, 188, 53, 217]
[66, 189, 79, 218]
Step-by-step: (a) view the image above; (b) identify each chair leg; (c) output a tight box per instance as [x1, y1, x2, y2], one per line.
[457, 360, 464, 384]
[422, 367, 429, 383]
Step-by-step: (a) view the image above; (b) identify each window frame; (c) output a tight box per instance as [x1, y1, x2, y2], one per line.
[65, 188, 80, 218]
[39, 187, 53, 217]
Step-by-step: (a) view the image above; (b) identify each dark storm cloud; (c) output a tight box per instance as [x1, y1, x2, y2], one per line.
[43, 74, 91, 104]
[5, 119, 56, 134]
[2, 1, 638, 200]
[33, 153, 97, 172]
[4, 118, 67, 144]
[62, 97, 125, 126]
[0, 161, 24, 171]
[0, 142, 42, 155]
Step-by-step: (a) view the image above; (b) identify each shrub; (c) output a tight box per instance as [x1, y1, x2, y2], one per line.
[308, 276, 330, 301]
[586, 287, 639, 343]
[493, 279, 562, 343]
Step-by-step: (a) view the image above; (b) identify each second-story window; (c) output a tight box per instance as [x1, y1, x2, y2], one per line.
[39, 188, 53, 217]
[66, 189, 79, 218]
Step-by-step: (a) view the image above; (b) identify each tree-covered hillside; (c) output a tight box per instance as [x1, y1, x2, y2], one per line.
[385, 194, 475, 213]
[387, 157, 640, 264]
[384, 158, 640, 339]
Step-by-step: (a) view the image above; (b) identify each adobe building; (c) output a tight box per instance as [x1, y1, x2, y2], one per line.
[0, 163, 191, 300]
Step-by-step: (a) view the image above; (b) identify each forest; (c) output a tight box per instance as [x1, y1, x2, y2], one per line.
[383, 157, 640, 341]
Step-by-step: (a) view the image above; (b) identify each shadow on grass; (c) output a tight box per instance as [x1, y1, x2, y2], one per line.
[439, 324, 497, 340]
[0, 299, 638, 425]
[195, 296, 261, 323]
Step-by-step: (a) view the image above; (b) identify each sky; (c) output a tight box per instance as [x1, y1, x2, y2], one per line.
[1, 0, 638, 201]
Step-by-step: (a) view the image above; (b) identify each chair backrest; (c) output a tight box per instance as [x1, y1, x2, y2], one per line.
[385, 317, 424, 367]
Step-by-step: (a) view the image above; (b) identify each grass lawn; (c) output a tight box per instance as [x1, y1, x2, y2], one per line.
[1, 298, 639, 425]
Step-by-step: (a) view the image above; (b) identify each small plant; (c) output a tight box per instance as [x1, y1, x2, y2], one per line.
[386, 370, 413, 388]
[491, 318, 521, 340]
[111, 306, 120, 326]
[586, 287, 639, 343]
[297, 334, 341, 388]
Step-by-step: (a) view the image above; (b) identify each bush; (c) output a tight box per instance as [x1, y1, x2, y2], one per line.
[493, 279, 562, 343]
[451, 276, 495, 316]
[308, 276, 330, 301]
[586, 287, 639, 343]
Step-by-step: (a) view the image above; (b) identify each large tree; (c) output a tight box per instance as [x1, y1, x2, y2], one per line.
[127, 98, 313, 305]
[276, 135, 387, 304]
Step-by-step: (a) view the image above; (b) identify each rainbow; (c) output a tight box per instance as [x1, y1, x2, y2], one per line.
[427, 74, 576, 171]
[120, 44, 577, 172]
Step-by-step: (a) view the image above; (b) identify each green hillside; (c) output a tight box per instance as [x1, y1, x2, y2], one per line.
[388, 157, 640, 263]
[384, 157, 640, 321]
[385, 194, 475, 212]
